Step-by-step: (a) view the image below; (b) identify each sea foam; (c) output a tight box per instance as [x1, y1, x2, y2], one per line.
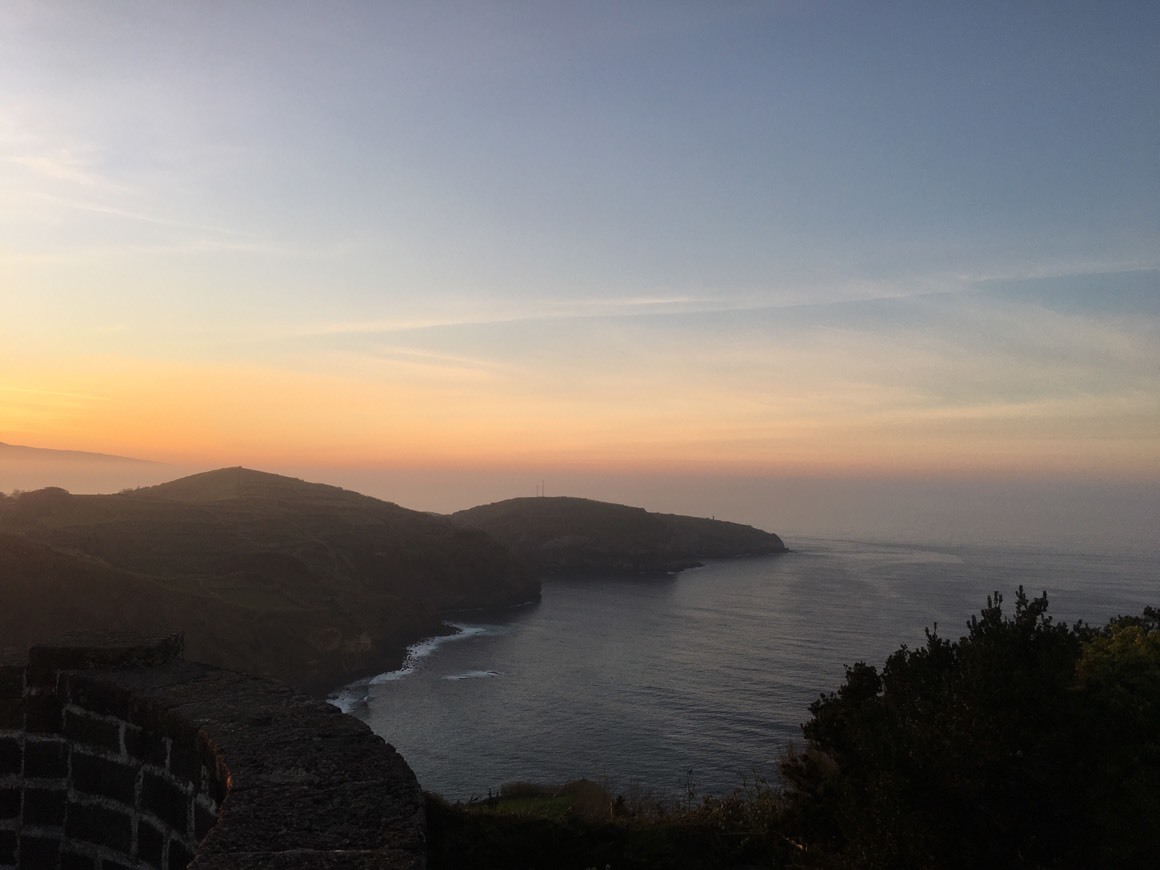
[329, 622, 502, 711]
[442, 670, 502, 681]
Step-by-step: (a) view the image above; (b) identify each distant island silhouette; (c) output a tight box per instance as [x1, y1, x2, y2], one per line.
[0, 440, 159, 464]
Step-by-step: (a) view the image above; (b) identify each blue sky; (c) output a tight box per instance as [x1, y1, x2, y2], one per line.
[2, 1, 1157, 546]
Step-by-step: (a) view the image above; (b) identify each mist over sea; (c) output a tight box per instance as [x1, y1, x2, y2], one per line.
[336, 537, 1158, 800]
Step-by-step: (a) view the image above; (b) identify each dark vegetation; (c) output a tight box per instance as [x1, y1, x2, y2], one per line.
[426, 776, 788, 870]
[0, 469, 537, 693]
[780, 590, 1160, 869]
[453, 496, 787, 576]
[426, 590, 1160, 869]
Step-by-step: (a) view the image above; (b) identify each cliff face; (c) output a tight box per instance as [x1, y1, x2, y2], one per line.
[0, 469, 538, 694]
[451, 496, 787, 577]
[0, 473, 784, 691]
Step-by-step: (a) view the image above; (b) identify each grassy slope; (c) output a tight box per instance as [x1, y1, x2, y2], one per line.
[0, 532, 330, 687]
[452, 496, 787, 576]
[0, 469, 537, 693]
[425, 779, 790, 869]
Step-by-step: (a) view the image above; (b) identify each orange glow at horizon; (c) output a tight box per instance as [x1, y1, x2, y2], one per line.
[3, 353, 1156, 484]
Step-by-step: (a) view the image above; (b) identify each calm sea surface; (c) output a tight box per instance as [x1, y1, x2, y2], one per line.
[334, 537, 1158, 800]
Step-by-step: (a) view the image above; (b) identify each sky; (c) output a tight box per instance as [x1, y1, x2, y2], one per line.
[2, 2, 1158, 549]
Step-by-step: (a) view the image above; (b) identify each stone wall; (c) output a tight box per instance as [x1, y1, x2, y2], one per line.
[0, 633, 424, 869]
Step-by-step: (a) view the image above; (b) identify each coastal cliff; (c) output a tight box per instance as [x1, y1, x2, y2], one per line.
[0, 469, 537, 694]
[452, 496, 787, 576]
[0, 473, 786, 692]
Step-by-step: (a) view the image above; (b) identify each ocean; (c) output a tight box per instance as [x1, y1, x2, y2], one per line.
[332, 537, 1158, 800]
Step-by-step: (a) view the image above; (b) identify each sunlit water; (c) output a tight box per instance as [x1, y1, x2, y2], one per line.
[333, 537, 1158, 800]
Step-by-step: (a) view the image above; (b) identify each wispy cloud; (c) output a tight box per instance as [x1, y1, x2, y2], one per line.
[263, 298, 721, 339]
[6, 150, 112, 188]
[336, 345, 518, 383]
[0, 386, 105, 402]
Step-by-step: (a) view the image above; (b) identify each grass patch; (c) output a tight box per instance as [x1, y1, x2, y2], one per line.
[459, 779, 616, 823]
[426, 774, 792, 869]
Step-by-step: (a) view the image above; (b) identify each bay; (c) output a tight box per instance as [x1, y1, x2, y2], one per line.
[336, 537, 1158, 800]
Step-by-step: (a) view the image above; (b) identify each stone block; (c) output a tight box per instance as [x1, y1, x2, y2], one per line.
[0, 829, 15, 865]
[0, 738, 20, 777]
[137, 818, 165, 867]
[22, 693, 63, 734]
[142, 768, 191, 834]
[61, 674, 134, 721]
[0, 787, 19, 821]
[71, 750, 139, 805]
[22, 664, 59, 694]
[22, 786, 66, 827]
[18, 833, 60, 868]
[64, 800, 133, 853]
[0, 701, 22, 731]
[63, 709, 122, 755]
[22, 737, 68, 779]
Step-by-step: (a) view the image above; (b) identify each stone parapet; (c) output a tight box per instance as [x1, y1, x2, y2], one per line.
[0, 634, 424, 869]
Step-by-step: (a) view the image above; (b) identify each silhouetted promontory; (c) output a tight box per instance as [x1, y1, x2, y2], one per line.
[1, 470, 787, 694]
[0, 468, 536, 694]
[452, 496, 787, 576]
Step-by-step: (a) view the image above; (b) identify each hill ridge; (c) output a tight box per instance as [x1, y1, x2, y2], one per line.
[453, 494, 787, 576]
[129, 466, 392, 505]
[1, 469, 789, 692]
[0, 468, 536, 694]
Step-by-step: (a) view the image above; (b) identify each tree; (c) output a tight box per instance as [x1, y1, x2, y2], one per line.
[780, 589, 1159, 868]
[1071, 606, 1160, 864]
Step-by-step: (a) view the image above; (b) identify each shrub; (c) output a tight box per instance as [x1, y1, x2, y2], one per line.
[780, 588, 1160, 868]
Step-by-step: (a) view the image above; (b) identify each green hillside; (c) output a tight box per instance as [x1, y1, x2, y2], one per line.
[0, 469, 538, 693]
[452, 496, 786, 576]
